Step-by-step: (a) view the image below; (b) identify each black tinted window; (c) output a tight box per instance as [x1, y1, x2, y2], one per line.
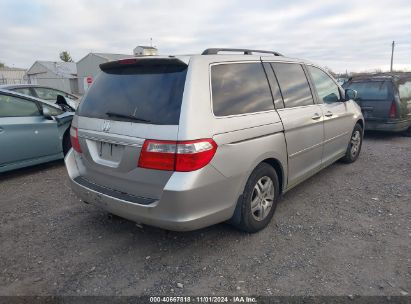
[262, 62, 284, 109]
[0, 94, 40, 117]
[78, 64, 187, 125]
[344, 81, 390, 101]
[308, 66, 341, 103]
[211, 63, 274, 116]
[272, 63, 314, 108]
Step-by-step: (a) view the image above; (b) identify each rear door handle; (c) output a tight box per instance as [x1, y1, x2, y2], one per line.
[0, 127, 3, 133]
[311, 113, 322, 120]
[325, 111, 333, 117]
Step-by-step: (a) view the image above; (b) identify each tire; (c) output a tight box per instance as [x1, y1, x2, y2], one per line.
[230, 163, 279, 233]
[403, 126, 411, 137]
[62, 131, 72, 156]
[341, 123, 363, 163]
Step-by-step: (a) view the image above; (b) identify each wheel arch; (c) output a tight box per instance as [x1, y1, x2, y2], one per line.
[262, 158, 284, 195]
[61, 124, 72, 154]
[228, 157, 285, 228]
[356, 118, 364, 131]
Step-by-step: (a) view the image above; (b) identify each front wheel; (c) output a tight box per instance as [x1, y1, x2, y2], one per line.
[403, 125, 411, 137]
[230, 163, 279, 233]
[341, 123, 363, 163]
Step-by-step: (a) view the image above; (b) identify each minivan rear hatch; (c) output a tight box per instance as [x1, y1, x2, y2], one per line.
[74, 57, 188, 200]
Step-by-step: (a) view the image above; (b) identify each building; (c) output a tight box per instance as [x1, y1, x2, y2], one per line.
[76, 53, 129, 94]
[133, 46, 158, 56]
[76, 46, 159, 94]
[26, 61, 77, 94]
[0, 67, 28, 85]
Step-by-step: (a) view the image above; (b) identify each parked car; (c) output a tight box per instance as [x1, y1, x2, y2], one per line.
[0, 89, 73, 173]
[65, 48, 364, 232]
[343, 73, 411, 135]
[0, 84, 79, 110]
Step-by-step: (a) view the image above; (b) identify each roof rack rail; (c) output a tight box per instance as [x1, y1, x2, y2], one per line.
[201, 48, 283, 56]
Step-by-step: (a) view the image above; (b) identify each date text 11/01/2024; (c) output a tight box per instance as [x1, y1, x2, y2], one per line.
[149, 296, 257, 303]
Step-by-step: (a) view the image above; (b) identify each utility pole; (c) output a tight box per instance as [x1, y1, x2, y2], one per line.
[390, 41, 395, 72]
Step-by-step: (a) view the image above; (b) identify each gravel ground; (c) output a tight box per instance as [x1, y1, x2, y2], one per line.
[0, 132, 410, 297]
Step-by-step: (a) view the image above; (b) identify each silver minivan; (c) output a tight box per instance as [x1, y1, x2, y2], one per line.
[65, 48, 364, 232]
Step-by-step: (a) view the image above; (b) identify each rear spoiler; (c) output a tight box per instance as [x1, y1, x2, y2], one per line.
[100, 57, 188, 72]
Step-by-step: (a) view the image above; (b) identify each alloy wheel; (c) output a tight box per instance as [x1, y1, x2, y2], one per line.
[250, 176, 275, 221]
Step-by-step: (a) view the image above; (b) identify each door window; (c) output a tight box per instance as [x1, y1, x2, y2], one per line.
[272, 63, 314, 108]
[0, 94, 41, 117]
[42, 103, 63, 116]
[13, 87, 33, 96]
[211, 63, 274, 116]
[308, 66, 341, 103]
[262, 62, 284, 109]
[33, 87, 64, 100]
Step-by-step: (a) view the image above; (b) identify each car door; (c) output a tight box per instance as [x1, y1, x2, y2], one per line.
[267, 62, 324, 188]
[0, 93, 61, 168]
[306, 65, 353, 166]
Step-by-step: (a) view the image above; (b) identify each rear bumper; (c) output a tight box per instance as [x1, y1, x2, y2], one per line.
[65, 150, 241, 231]
[364, 119, 410, 132]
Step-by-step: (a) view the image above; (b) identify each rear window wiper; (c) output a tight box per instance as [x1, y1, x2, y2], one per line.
[105, 112, 151, 123]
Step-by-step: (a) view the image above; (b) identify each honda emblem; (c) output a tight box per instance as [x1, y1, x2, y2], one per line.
[102, 120, 111, 132]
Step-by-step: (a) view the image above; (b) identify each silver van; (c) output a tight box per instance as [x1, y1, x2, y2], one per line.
[65, 48, 364, 232]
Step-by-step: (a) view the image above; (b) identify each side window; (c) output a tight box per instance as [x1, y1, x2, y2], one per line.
[272, 63, 314, 108]
[34, 88, 60, 100]
[262, 62, 284, 109]
[308, 66, 341, 103]
[13, 88, 33, 96]
[211, 63, 274, 116]
[42, 103, 63, 116]
[0, 94, 41, 117]
[398, 81, 411, 101]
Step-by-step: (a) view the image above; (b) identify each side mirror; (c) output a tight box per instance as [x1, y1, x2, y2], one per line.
[345, 89, 357, 101]
[323, 93, 340, 103]
[56, 94, 67, 106]
[42, 106, 53, 119]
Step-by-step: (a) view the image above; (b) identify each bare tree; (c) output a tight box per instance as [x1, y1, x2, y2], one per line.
[59, 51, 73, 62]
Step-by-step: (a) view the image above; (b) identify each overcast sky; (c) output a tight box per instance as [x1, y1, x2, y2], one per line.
[1, 0, 410, 72]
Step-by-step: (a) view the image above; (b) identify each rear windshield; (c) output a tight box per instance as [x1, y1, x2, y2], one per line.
[344, 81, 390, 101]
[78, 64, 187, 125]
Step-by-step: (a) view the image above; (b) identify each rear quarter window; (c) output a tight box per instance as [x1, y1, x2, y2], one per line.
[211, 63, 274, 116]
[398, 81, 411, 100]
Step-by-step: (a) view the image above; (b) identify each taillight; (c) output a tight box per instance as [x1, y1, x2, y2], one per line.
[389, 101, 397, 119]
[138, 139, 217, 172]
[70, 126, 82, 153]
